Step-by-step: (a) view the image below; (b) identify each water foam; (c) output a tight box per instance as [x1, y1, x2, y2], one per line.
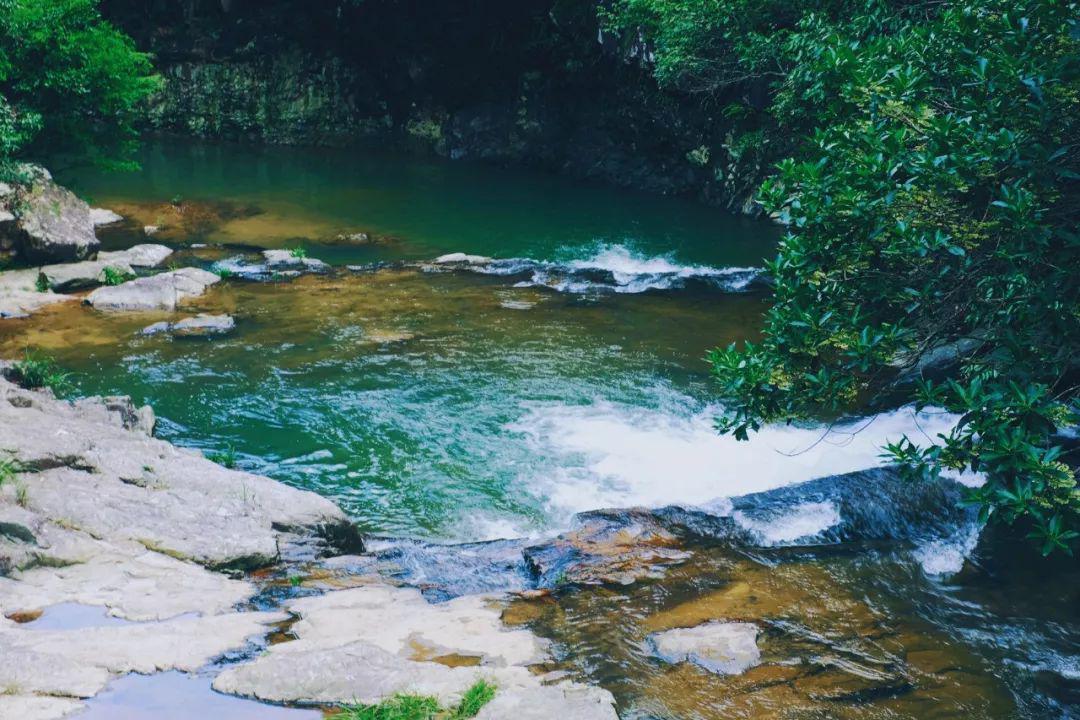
[733, 501, 843, 544]
[430, 244, 763, 294]
[509, 395, 966, 522]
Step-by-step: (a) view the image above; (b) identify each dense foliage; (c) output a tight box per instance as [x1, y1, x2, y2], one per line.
[0, 0, 157, 170]
[607, 0, 1080, 553]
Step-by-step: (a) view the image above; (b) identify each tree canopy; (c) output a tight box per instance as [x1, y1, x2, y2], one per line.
[0, 0, 158, 170]
[606, 0, 1080, 553]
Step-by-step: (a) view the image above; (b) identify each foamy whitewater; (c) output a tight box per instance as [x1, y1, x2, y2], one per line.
[430, 244, 764, 294]
[509, 397, 966, 519]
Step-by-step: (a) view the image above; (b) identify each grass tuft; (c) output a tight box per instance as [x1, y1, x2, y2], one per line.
[207, 444, 237, 469]
[0, 456, 20, 488]
[289, 246, 308, 259]
[339, 680, 496, 720]
[11, 350, 73, 396]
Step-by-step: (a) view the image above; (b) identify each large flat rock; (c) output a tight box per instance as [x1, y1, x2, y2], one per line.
[213, 584, 617, 718]
[85, 267, 220, 311]
[0, 610, 285, 699]
[0, 377, 349, 570]
[0, 268, 76, 319]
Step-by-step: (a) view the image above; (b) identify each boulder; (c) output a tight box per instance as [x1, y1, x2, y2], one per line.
[40, 260, 134, 293]
[85, 267, 220, 312]
[649, 621, 761, 675]
[263, 249, 329, 273]
[142, 314, 235, 338]
[0, 166, 99, 264]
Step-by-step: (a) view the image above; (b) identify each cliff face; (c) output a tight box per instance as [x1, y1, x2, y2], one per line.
[101, 0, 771, 213]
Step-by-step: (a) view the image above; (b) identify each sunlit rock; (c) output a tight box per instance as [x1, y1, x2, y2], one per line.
[85, 267, 220, 312]
[649, 621, 761, 675]
[212, 584, 618, 718]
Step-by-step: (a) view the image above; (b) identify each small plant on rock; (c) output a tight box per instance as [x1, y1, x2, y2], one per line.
[207, 444, 238, 469]
[102, 266, 132, 286]
[0, 456, 20, 488]
[34, 272, 48, 293]
[11, 350, 73, 395]
[13, 480, 29, 507]
[289, 246, 307, 259]
[340, 679, 496, 720]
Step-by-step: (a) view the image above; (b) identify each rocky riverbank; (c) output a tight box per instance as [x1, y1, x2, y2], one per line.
[0, 373, 619, 719]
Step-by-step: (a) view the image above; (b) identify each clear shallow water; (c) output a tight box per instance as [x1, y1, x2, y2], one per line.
[4, 141, 1077, 718]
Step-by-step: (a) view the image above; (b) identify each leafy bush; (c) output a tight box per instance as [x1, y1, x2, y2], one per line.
[0, 0, 159, 168]
[609, 0, 1080, 553]
[11, 350, 73, 395]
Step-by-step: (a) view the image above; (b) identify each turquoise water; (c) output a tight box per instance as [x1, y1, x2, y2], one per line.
[4, 140, 788, 540]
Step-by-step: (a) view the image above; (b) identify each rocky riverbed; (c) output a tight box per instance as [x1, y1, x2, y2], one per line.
[0, 373, 620, 719]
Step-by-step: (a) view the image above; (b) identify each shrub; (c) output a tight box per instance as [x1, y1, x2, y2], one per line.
[609, 0, 1080, 553]
[0, 0, 159, 168]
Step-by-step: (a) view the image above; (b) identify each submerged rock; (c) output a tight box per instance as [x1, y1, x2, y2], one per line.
[523, 508, 693, 588]
[0, 165, 99, 264]
[212, 584, 617, 718]
[143, 314, 235, 338]
[85, 267, 220, 311]
[649, 621, 761, 675]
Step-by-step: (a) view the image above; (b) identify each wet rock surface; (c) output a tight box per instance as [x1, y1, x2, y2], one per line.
[524, 508, 694, 587]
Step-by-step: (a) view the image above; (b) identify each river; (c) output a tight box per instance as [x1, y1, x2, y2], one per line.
[3, 140, 1077, 718]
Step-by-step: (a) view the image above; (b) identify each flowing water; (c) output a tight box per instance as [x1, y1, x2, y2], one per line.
[3, 140, 1077, 718]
